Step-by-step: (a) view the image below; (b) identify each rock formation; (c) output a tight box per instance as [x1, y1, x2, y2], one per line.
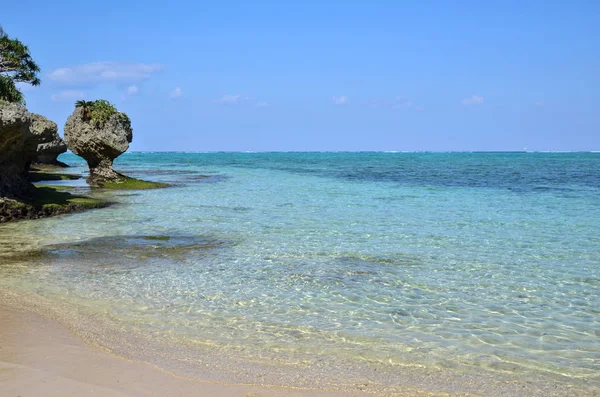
[64, 107, 132, 183]
[34, 137, 68, 166]
[0, 102, 109, 223]
[28, 113, 68, 166]
[0, 102, 36, 197]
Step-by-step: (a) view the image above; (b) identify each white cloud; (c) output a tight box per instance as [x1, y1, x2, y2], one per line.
[120, 85, 140, 100]
[169, 87, 183, 99]
[48, 62, 164, 86]
[126, 85, 139, 95]
[214, 94, 242, 104]
[332, 96, 348, 105]
[461, 95, 484, 106]
[255, 101, 269, 108]
[50, 90, 84, 102]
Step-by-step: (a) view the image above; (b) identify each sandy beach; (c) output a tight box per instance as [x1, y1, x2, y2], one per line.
[0, 304, 377, 397]
[1, 301, 464, 397]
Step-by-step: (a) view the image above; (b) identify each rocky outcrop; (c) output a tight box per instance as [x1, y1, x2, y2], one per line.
[28, 114, 68, 166]
[64, 108, 132, 183]
[0, 193, 108, 223]
[35, 138, 68, 165]
[0, 103, 109, 223]
[29, 113, 57, 145]
[0, 103, 36, 198]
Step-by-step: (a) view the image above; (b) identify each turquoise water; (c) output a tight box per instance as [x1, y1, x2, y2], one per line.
[1, 152, 599, 393]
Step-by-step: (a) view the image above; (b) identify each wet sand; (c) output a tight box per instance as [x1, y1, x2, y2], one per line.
[0, 304, 455, 397]
[2, 288, 591, 397]
[0, 304, 367, 397]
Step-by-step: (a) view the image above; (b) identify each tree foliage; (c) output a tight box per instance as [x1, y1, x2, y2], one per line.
[0, 27, 41, 85]
[75, 100, 95, 120]
[89, 99, 117, 128]
[0, 75, 24, 104]
[74, 99, 131, 129]
[0, 26, 41, 104]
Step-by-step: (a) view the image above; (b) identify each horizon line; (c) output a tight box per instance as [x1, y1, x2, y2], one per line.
[94, 150, 599, 154]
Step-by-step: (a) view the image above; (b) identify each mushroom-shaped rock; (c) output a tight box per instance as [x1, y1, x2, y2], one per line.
[28, 113, 68, 166]
[64, 106, 132, 183]
[0, 103, 36, 197]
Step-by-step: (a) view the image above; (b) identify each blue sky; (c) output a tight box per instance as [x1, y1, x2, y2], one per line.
[3, 1, 599, 151]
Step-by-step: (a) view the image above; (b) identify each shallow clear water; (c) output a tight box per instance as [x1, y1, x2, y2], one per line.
[1, 152, 599, 391]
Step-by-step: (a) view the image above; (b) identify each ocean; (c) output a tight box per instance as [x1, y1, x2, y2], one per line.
[1, 152, 599, 395]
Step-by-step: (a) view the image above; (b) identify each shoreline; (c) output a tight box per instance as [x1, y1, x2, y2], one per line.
[0, 301, 380, 397]
[1, 288, 595, 397]
[0, 289, 455, 397]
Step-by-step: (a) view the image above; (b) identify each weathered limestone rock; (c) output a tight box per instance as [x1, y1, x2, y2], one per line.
[0, 103, 36, 197]
[28, 113, 68, 166]
[29, 113, 57, 145]
[0, 104, 109, 223]
[35, 137, 68, 165]
[64, 108, 132, 183]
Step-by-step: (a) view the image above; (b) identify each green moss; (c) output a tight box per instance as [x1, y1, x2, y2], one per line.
[98, 176, 169, 190]
[25, 187, 104, 209]
[1, 186, 108, 223]
[28, 171, 81, 182]
[30, 164, 70, 171]
[67, 197, 104, 207]
[32, 184, 69, 190]
[1, 199, 29, 211]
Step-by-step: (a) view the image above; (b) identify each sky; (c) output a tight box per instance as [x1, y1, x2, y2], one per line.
[3, 1, 599, 151]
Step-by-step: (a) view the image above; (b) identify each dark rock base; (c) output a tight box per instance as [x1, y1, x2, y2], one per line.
[33, 159, 70, 168]
[0, 187, 109, 223]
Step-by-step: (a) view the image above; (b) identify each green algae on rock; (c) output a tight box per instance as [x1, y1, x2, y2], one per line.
[0, 186, 108, 223]
[31, 184, 70, 190]
[27, 164, 82, 182]
[96, 175, 169, 190]
[28, 170, 81, 182]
